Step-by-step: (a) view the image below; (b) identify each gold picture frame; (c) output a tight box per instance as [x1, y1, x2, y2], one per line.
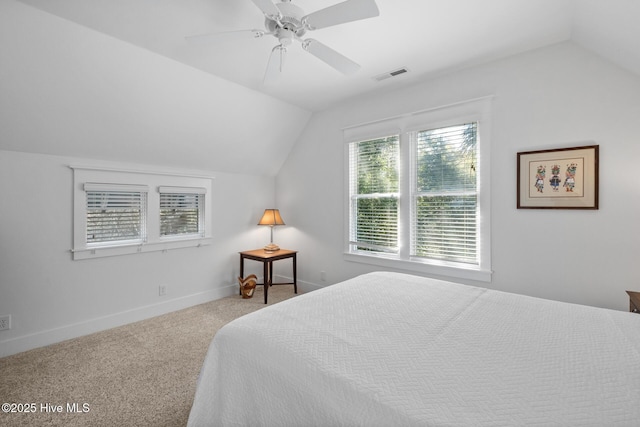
[517, 145, 599, 209]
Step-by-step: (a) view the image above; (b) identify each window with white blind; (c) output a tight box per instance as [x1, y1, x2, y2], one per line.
[348, 136, 400, 254]
[85, 183, 148, 245]
[344, 98, 492, 282]
[411, 123, 477, 264]
[72, 166, 213, 260]
[159, 187, 205, 238]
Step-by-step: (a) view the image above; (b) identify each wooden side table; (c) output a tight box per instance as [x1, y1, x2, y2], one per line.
[239, 249, 297, 304]
[626, 290, 640, 313]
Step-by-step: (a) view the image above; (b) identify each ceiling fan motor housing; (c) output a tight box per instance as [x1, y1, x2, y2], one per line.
[265, 1, 307, 37]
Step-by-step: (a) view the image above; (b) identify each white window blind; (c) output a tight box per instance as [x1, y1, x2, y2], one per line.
[348, 135, 400, 254]
[84, 183, 148, 245]
[411, 123, 478, 264]
[159, 187, 205, 237]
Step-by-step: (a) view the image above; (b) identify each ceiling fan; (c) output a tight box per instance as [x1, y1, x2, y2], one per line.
[186, 0, 380, 85]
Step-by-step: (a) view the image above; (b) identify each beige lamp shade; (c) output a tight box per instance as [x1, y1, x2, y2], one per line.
[257, 209, 285, 226]
[258, 209, 285, 252]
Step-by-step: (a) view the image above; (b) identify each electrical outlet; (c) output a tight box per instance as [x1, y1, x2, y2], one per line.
[158, 285, 167, 297]
[320, 271, 327, 282]
[0, 315, 11, 331]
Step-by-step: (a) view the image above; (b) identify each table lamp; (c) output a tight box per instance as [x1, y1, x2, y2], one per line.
[258, 209, 285, 252]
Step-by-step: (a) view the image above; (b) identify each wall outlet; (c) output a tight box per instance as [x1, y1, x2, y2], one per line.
[158, 285, 167, 297]
[320, 271, 327, 282]
[0, 315, 11, 331]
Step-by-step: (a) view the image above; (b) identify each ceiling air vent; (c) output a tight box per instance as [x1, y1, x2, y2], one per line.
[374, 67, 409, 82]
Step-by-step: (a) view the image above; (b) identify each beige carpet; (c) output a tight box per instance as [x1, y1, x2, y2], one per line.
[0, 286, 296, 427]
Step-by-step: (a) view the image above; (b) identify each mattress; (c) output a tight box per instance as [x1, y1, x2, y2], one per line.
[188, 271, 640, 426]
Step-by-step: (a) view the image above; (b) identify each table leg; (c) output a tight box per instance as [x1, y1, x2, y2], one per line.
[263, 261, 269, 304]
[293, 253, 297, 294]
[239, 256, 244, 296]
[269, 261, 273, 286]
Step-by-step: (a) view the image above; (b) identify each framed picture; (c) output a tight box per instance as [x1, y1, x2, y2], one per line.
[517, 145, 599, 209]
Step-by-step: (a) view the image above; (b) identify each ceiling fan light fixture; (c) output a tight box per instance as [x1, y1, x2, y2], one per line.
[276, 28, 295, 46]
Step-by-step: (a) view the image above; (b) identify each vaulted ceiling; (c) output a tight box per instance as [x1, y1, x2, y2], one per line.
[14, 0, 640, 111]
[2, 0, 639, 175]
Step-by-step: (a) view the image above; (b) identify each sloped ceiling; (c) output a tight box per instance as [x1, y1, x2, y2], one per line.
[12, 0, 640, 110]
[13, 0, 577, 111]
[0, 0, 311, 175]
[2, 0, 639, 174]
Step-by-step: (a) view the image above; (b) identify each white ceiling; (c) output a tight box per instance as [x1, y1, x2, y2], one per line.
[14, 0, 640, 112]
[3, 0, 639, 176]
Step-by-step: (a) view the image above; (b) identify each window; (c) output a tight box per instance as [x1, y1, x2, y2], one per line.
[85, 183, 148, 245]
[411, 123, 477, 264]
[344, 98, 491, 282]
[159, 187, 205, 238]
[72, 166, 213, 260]
[348, 136, 399, 254]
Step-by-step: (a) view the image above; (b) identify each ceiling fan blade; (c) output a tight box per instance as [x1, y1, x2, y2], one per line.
[186, 29, 264, 45]
[303, 39, 360, 75]
[250, 0, 281, 18]
[303, 0, 379, 30]
[263, 45, 286, 85]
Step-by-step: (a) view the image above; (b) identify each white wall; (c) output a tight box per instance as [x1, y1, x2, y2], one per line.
[276, 41, 640, 311]
[0, 150, 276, 357]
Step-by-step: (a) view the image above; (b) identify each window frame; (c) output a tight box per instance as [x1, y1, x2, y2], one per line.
[72, 165, 213, 260]
[343, 98, 492, 282]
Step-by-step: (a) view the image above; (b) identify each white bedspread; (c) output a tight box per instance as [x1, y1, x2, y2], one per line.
[188, 272, 640, 426]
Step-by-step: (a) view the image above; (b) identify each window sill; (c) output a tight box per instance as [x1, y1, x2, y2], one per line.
[344, 252, 492, 283]
[72, 237, 212, 260]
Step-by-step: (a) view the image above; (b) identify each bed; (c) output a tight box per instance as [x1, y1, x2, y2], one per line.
[188, 272, 640, 426]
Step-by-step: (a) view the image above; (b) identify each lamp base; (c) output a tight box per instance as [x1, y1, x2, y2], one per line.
[263, 243, 280, 253]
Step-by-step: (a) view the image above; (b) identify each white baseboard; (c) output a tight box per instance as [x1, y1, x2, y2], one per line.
[0, 285, 237, 358]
